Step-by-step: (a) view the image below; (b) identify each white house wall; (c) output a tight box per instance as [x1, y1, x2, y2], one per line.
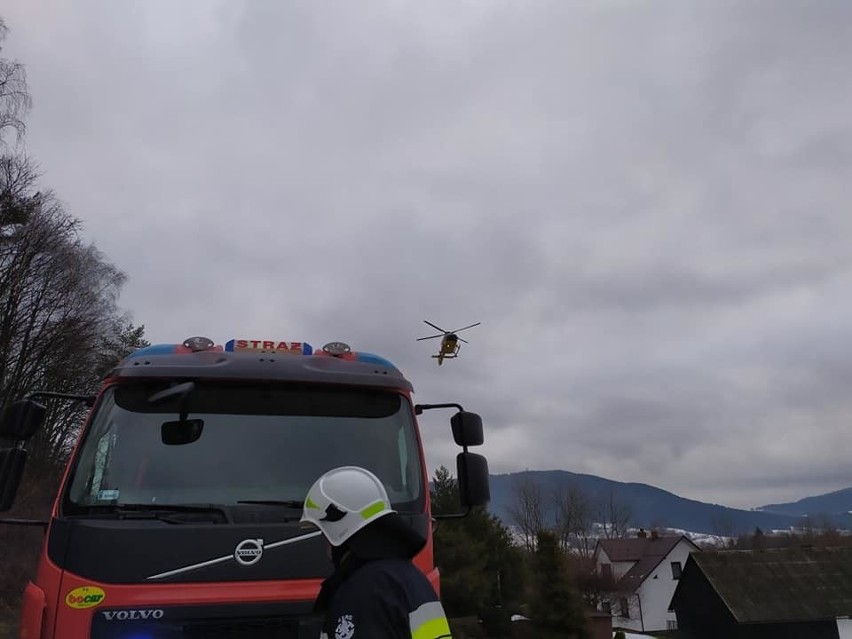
[611, 539, 698, 633]
[635, 539, 697, 632]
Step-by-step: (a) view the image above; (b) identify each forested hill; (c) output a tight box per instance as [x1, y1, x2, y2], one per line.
[485, 470, 850, 536]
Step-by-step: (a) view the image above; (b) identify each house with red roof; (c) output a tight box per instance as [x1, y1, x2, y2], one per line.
[594, 529, 701, 633]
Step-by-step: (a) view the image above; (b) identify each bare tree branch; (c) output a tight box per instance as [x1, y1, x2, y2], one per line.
[0, 191, 141, 471]
[506, 473, 548, 551]
[596, 488, 632, 539]
[0, 19, 32, 146]
[553, 482, 595, 556]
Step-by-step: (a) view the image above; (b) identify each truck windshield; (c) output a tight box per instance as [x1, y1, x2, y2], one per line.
[64, 382, 423, 513]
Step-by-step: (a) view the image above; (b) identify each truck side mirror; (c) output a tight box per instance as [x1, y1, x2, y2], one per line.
[0, 448, 28, 512]
[451, 411, 484, 447]
[0, 400, 46, 441]
[457, 451, 490, 508]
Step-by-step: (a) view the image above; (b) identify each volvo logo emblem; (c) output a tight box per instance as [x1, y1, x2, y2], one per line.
[101, 609, 165, 621]
[234, 538, 264, 566]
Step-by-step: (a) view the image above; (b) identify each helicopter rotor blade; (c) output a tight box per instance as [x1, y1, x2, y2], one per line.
[451, 322, 481, 334]
[416, 334, 443, 341]
[458, 337, 469, 344]
[423, 320, 447, 334]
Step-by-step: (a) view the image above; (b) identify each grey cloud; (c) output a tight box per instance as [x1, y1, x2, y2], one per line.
[4, 0, 852, 510]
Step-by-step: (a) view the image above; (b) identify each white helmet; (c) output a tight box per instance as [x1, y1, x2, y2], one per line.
[300, 466, 395, 547]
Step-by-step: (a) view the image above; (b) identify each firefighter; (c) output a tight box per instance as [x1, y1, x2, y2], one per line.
[301, 466, 452, 639]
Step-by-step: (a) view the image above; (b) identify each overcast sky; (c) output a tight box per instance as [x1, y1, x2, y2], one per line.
[4, 0, 852, 510]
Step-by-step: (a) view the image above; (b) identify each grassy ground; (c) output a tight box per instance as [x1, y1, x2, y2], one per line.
[0, 619, 16, 638]
[449, 617, 486, 638]
[449, 616, 594, 639]
[0, 600, 19, 638]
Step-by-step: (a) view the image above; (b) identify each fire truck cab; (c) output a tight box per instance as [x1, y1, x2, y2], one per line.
[0, 336, 489, 638]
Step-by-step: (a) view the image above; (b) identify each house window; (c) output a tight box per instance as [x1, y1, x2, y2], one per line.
[619, 598, 630, 619]
[601, 563, 612, 579]
[671, 561, 682, 580]
[667, 620, 678, 630]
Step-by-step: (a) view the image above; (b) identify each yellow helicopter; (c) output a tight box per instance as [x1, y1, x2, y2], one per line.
[417, 320, 481, 365]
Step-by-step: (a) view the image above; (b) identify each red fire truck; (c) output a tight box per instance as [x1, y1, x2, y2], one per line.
[0, 336, 489, 638]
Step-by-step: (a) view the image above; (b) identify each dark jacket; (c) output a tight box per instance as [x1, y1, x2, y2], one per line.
[314, 514, 451, 639]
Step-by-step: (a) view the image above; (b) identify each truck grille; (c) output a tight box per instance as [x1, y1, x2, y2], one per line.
[182, 617, 298, 638]
[90, 603, 320, 639]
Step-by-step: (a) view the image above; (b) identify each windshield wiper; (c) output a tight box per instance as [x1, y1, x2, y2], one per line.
[71, 503, 231, 524]
[236, 500, 304, 508]
[117, 503, 229, 514]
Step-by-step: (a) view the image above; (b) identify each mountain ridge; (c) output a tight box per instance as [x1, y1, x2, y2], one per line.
[484, 470, 852, 535]
[758, 486, 852, 519]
